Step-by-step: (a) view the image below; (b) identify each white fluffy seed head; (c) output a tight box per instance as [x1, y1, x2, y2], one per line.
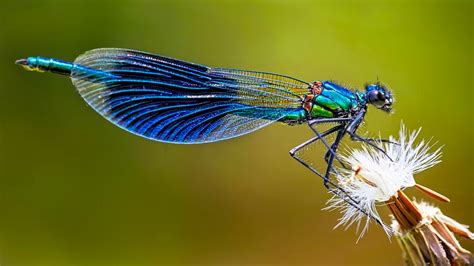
[325, 123, 442, 240]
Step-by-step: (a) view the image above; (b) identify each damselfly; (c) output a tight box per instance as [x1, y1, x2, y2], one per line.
[16, 48, 394, 220]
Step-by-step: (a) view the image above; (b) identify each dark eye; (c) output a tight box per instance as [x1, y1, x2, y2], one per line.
[368, 90, 386, 107]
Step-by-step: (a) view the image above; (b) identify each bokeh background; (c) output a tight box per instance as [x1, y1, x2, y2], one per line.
[0, 0, 472, 265]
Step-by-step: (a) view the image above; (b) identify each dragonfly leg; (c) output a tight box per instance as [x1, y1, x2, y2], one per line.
[321, 130, 386, 226]
[307, 118, 352, 169]
[291, 117, 350, 160]
[348, 132, 395, 162]
[290, 118, 352, 186]
[308, 117, 352, 127]
[322, 127, 347, 187]
[290, 120, 349, 188]
[290, 123, 384, 225]
[325, 183, 384, 226]
[289, 129, 356, 199]
[289, 125, 343, 181]
[344, 110, 394, 161]
[351, 134, 398, 145]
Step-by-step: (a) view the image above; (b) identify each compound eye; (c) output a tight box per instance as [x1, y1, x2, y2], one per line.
[368, 90, 386, 107]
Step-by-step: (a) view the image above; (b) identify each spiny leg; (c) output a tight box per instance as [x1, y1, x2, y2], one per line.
[311, 126, 348, 171]
[289, 130, 361, 208]
[291, 117, 352, 186]
[308, 118, 352, 169]
[327, 185, 384, 226]
[348, 132, 395, 162]
[308, 117, 352, 126]
[360, 136, 398, 145]
[321, 132, 385, 225]
[344, 110, 397, 160]
[291, 117, 350, 163]
[322, 127, 347, 188]
[350, 132, 399, 145]
[290, 126, 383, 224]
[291, 136, 381, 223]
[289, 125, 342, 181]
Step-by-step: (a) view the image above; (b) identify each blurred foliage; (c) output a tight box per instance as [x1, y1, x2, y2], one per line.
[0, 0, 472, 264]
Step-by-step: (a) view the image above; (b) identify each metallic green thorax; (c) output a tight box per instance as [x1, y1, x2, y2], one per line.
[281, 81, 363, 124]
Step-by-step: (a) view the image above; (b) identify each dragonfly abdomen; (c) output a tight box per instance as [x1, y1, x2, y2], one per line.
[279, 108, 308, 125]
[16, 56, 115, 80]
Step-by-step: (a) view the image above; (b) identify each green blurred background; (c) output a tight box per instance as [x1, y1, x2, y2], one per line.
[0, 0, 472, 264]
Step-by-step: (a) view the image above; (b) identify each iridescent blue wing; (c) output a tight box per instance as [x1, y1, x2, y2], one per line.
[71, 48, 310, 143]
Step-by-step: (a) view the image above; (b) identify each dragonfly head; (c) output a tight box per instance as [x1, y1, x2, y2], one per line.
[365, 83, 393, 113]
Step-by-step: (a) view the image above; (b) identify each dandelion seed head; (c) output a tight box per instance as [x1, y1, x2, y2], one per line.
[325, 123, 442, 239]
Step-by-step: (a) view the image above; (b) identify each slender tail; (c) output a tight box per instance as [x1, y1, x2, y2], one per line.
[16, 57, 74, 76]
[16, 56, 114, 80]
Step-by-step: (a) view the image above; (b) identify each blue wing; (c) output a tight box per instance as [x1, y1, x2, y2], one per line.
[71, 48, 309, 143]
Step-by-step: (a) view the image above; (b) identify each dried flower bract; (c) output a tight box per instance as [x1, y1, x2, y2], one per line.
[392, 200, 473, 265]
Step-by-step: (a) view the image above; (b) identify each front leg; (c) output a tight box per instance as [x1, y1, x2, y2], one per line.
[347, 133, 395, 162]
[350, 134, 398, 145]
[345, 109, 395, 161]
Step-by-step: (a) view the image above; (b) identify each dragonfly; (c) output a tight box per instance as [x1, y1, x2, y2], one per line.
[16, 48, 394, 220]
